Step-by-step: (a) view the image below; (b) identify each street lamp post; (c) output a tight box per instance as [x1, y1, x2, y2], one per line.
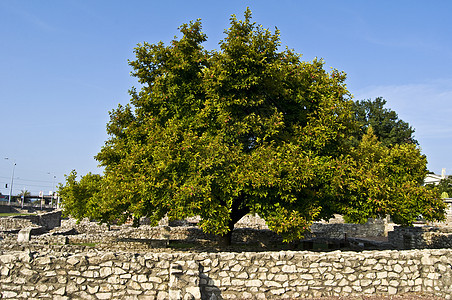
[4, 158, 16, 206]
[47, 172, 57, 207]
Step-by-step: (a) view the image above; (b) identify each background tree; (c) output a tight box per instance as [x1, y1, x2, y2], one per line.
[437, 177, 452, 198]
[18, 189, 31, 203]
[337, 127, 445, 225]
[58, 170, 102, 221]
[18, 189, 30, 197]
[426, 176, 452, 198]
[352, 97, 417, 147]
[84, 9, 444, 245]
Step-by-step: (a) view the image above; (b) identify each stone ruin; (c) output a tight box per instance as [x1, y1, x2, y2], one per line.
[0, 211, 452, 299]
[1, 211, 452, 252]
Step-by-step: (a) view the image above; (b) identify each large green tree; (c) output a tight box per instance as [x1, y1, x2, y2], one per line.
[352, 97, 418, 147]
[75, 9, 444, 244]
[95, 10, 357, 243]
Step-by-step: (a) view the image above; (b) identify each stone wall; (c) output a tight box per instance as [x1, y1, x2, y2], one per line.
[235, 215, 390, 239]
[38, 210, 62, 230]
[13, 215, 452, 251]
[0, 248, 450, 299]
[0, 204, 13, 213]
[57, 215, 389, 244]
[0, 211, 61, 231]
[310, 218, 389, 239]
[389, 226, 452, 249]
[0, 216, 36, 232]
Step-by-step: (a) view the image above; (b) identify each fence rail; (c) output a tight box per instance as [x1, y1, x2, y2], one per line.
[0, 201, 56, 210]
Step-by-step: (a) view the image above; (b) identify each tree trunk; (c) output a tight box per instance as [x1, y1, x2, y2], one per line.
[218, 197, 250, 247]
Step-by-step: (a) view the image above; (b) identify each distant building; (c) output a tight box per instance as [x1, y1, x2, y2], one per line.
[424, 168, 448, 185]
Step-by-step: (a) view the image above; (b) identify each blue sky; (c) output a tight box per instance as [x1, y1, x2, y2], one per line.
[1, 0, 452, 195]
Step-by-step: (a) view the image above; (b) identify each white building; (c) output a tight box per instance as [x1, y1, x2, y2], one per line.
[424, 168, 447, 186]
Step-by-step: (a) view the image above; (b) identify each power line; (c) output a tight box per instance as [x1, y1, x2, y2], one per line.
[0, 175, 56, 183]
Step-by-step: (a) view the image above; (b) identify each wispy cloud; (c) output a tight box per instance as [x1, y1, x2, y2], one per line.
[361, 30, 443, 52]
[354, 79, 452, 173]
[354, 79, 452, 139]
[1, 1, 57, 33]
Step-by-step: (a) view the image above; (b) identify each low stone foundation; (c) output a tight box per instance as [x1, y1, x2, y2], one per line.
[51, 215, 390, 244]
[310, 217, 389, 239]
[0, 210, 61, 231]
[0, 248, 450, 299]
[389, 226, 452, 249]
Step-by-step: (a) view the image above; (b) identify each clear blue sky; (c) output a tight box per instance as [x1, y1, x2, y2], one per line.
[1, 0, 452, 196]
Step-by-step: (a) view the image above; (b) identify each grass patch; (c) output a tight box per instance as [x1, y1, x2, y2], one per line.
[0, 213, 32, 217]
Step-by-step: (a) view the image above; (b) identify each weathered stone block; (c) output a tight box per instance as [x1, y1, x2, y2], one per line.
[376, 271, 387, 279]
[270, 288, 286, 295]
[97, 292, 113, 299]
[274, 274, 289, 282]
[148, 276, 163, 284]
[282, 264, 297, 273]
[2, 291, 18, 298]
[245, 279, 262, 287]
[231, 279, 245, 286]
[20, 267, 35, 276]
[230, 264, 243, 272]
[388, 286, 397, 295]
[54, 286, 66, 296]
[156, 291, 169, 300]
[221, 277, 231, 286]
[338, 278, 348, 287]
[99, 267, 112, 277]
[299, 274, 313, 280]
[128, 281, 141, 290]
[0, 266, 10, 276]
[87, 285, 99, 294]
[0, 254, 16, 264]
[76, 277, 86, 285]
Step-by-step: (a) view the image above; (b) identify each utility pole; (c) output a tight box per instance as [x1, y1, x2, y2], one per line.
[21, 187, 25, 208]
[4, 158, 16, 206]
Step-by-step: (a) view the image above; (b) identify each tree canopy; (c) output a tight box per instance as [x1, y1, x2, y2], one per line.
[60, 9, 445, 244]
